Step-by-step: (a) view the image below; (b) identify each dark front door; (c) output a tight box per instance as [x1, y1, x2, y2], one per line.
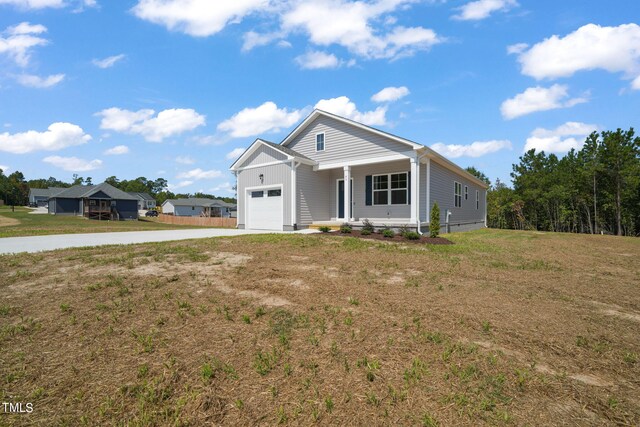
[338, 179, 353, 219]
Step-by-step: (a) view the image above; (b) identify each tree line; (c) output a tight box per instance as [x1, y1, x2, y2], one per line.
[0, 171, 236, 206]
[469, 127, 640, 237]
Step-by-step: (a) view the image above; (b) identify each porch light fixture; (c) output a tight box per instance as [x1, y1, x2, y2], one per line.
[259, 174, 264, 183]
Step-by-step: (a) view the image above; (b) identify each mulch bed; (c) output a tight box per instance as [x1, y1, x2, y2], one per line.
[325, 229, 454, 245]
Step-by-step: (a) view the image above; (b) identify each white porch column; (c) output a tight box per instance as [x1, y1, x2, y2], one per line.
[291, 161, 297, 228]
[410, 157, 418, 224]
[343, 165, 352, 221]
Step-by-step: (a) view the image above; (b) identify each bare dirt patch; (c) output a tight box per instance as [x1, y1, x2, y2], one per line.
[0, 215, 20, 227]
[0, 230, 639, 426]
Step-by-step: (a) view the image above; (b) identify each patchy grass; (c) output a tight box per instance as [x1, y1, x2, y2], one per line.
[0, 205, 216, 238]
[0, 229, 639, 425]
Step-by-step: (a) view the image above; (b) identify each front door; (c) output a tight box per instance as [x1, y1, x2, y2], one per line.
[337, 179, 353, 220]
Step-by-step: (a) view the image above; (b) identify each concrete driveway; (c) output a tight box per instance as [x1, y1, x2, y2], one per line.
[0, 228, 318, 255]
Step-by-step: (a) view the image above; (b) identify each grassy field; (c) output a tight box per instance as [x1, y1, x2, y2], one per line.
[0, 206, 209, 238]
[1, 229, 639, 426]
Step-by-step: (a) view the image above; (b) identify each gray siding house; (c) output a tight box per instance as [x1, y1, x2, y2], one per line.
[162, 198, 235, 217]
[48, 182, 138, 220]
[127, 192, 157, 210]
[230, 110, 488, 233]
[28, 187, 66, 206]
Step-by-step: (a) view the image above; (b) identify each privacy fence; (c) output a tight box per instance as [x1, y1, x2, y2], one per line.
[157, 214, 236, 228]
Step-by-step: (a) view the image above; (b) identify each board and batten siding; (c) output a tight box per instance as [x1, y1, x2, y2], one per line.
[237, 144, 288, 169]
[296, 165, 331, 225]
[429, 160, 486, 231]
[287, 115, 413, 163]
[237, 163, 292, 228]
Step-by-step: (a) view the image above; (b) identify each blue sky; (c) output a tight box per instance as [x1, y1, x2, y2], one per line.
[0, 0, 639, 195]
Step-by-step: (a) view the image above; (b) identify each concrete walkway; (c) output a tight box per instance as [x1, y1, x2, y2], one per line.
[0, 228, 318, 255]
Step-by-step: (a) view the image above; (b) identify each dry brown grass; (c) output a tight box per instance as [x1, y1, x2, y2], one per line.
[0, 229, 639, 426]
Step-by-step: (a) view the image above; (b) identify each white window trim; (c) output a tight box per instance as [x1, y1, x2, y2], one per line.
[315, 132, 325, 152]
[476, 189, 479, 210]
[454, 181, 462, 208]
[371, 171, 409, 206]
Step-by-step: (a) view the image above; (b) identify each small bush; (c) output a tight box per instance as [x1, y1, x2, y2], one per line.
[404, 231, 420, 240]
[430, 203, 440, 238]
[318, 226, 331, 233]
[361, 218, 375, 233]
[382, 229, 395, 238]
[398, 224, 410, 236]
[340, 223, 352, 234]
[360, 229, 372, 236]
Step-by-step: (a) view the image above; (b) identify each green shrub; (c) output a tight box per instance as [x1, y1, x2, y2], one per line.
[340, 223, 352, 234]
[361, 218, 375, 233]
[360, 229, 372, 236]
[398, 224, 410, 236]
[382, 229, 395, 238]
[404, 231, 420, 240]
[318, 226, 331, 233]
[430, 203, 440, 238]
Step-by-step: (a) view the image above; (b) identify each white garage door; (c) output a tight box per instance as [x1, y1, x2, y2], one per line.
[247, 188, 283, 230]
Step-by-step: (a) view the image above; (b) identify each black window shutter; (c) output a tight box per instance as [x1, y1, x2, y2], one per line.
[407, 171, 411, 204]
[365, 175, 372, 206]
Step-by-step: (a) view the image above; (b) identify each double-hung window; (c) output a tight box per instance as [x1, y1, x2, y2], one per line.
[316, 133, 325, 151]
[454, 182, 462, 208]
[465, 185, 468, 200]
[373, 172, 408, 205]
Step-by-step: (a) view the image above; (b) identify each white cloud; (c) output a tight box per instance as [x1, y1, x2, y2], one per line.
[431, 139, 512, 158]
[0, 165, 9, 173]
[210, 181, 234, 193]
[452, 0, 518, 21]
[500, 84, 588, 120]
[92, 54, 125, 69]
[176, 168, 223, 180]
[0, 0, 64, 9]
[524, 122, 598, 154]
[96, 107, 206, 142]
[315, 96, 387, 126]
[131, 0, 269, 37]
[133, 0, 442, 61]
[226, 147, 245, 160]
[175, 155, 195, 165]
[0, 22, 49, 67]
[15, 73, 65, 88]
[168, 180, 193, 191]
[282, 1, 443, 60]
[513, 23, 640, 88]
[217, 101, 305, 138]
[506, 42, 528, 55]
[103, 145, 129, 155]
[295, 51, 341, 69]
[633, 75, 640, 90]
[0, 122, 91, 154]
[371, 86, 410, 103]
[43, 156, 102, 172]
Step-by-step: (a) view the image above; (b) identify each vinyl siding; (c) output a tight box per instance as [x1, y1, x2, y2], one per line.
[237, 162, 292, 227]
[287, 115, 413, 163]
[297, 165, 331, 225]
[175, 205, 205, 217]
[50, 198, 80, 215]
[114, 200, 138, 220]
[237, 144, 288, 168]
[429, 160, 486, 227]
[162, 202, 175, 214]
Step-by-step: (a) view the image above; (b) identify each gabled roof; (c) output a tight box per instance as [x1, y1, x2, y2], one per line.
[52, 183, 137, 200]
[163, 198, 236, 208]
[280, 109, 424, 150]
[29, 187, 66, 198]
[127, 192, 155, 201]
[229, 138, 316, 171]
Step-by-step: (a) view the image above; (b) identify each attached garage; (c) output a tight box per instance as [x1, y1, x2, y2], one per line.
[246, 187, 283, 230]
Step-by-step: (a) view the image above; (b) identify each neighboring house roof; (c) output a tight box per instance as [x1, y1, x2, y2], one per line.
[127, 192, 155, 201]
[229, 138, 316, 171]
[29, 187, 66, 198]
[163, 198, 236, 208]
[52, 183, 138, 200]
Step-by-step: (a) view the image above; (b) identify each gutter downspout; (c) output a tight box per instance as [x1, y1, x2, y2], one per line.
[415, 151, 430, 235]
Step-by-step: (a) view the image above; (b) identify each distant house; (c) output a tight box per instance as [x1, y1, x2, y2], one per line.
[28, 187, 66, 207]
[48, 182, 138, 220]
[127, 192, 157, 210]
[162, 198, 236, 217]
